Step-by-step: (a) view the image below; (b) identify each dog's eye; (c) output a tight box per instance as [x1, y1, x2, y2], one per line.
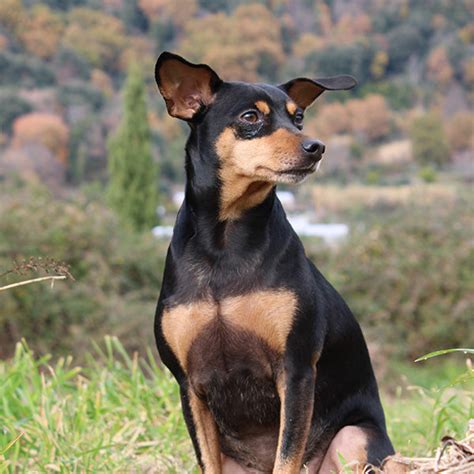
[240, 111, 260, 124]
[294, 112, 304, 128]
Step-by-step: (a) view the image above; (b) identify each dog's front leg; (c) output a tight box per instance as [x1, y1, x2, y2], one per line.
[180, 384, 222, 474]
[273, 364, 316, 474]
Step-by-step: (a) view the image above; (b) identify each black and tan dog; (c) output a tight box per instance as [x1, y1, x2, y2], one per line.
[154, 52, 394, 473]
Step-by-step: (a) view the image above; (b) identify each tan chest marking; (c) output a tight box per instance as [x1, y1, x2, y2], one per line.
[161, 289, 297, 371]
[220, 290, 297, 353]
[162, 300, 218, 371]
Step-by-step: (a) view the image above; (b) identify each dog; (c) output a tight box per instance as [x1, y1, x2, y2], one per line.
[154, 52, 394, 473]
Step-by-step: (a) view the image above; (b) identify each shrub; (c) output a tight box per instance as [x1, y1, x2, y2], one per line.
[306, 198, 474, 359]
[418, 165, 437, 183]
[57, 81, 104, 111]
[0, 185, 166, 359]
[304, 41, 376, 84]
[63, 7, 127, 70]
[446, 112, 474, 152]
[410, 113, 450, 167]
[386, 24, 424, 73]
[0, 93, 32, 134]
[0, 52, 55, 87]
[53, 47, 91, 81]
[357, 81, 417, 110]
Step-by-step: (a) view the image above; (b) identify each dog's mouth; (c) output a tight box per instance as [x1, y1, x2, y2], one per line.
[274, 165, 317, 184]
[256, 159, 323, 184]
[278, 165, 316, 176]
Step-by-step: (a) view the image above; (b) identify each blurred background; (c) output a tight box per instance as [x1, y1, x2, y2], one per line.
[0, 0, 472, 378]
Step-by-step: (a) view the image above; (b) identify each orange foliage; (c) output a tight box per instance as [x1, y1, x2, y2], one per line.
[426, 47, 453, 88]
[0, 0, 24, 33]
[307, 102, 351, 140]
[12, 113, 69, 164]
[18, 5, 63, 59]
[138, 0, 197, 27]
[63, 8, 126, 69]
[91, 69, 114, 97]
[119, 36, 155, 73]
[180, 4, 284, 82]
[335, 14, 372, 43]
[292, 33, 326, 59]
[446, 112, 474, 152]
[346, 95, 391, 142]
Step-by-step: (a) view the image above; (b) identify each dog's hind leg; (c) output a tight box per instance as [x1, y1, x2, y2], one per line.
[180, 386, 222, 473]
[317, 425, 393, 474]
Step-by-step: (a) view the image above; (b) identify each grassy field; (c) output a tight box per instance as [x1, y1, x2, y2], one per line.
[0, 337, 472, 473]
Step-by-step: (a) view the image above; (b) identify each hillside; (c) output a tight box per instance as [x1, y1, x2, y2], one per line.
[0, 0, 472, 190]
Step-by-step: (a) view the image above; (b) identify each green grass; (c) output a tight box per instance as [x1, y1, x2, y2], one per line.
[0, 337, 194, 473]
[0, 338, 472, 472]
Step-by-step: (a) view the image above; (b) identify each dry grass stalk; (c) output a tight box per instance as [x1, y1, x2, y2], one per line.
[0, 256, 73, 292]
[0, 275, 67, 292]
[381, 430, 474, 473]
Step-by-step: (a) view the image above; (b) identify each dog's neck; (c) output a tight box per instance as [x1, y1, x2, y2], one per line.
[181, 143, 280, 256]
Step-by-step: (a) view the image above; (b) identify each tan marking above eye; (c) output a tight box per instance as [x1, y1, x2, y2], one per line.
[286, 101, 298, 116]
[255, 100, 271, 115]
[161, 289, 297, 371]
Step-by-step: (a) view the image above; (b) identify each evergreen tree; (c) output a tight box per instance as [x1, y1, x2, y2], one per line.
[107, 65, 158, 231]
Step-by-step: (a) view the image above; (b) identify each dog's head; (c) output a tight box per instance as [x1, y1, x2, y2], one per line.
[155, 52, 356, 219]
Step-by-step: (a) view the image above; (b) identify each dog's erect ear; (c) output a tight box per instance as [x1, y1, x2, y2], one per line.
[279, 76, 357, 110]
[155, 52, 222, 121]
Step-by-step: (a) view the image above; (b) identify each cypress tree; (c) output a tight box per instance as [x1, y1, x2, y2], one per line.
[107, 64, 158, 231]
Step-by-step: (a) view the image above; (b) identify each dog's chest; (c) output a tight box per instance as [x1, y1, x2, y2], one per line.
[161, 289, 297, 375]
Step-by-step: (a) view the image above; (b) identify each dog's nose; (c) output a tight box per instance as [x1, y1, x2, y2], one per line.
[302, 139, 325, 155]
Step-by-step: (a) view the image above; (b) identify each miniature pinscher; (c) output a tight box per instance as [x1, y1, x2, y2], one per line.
[154, 52, 394, 473]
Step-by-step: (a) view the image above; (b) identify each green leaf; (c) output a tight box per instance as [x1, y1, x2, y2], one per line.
[415, 348, 474, 362]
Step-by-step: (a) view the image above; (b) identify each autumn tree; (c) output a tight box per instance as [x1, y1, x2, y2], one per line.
[138, 0, 197, 28]
[410, 113, 450, 167]
[63, 8, 126, 70]
[347, 95, 391, 142]
[307, 102, 350, 139]
[446, 112, 474, 153]
[426, 46, 453, 88]
[107, 65, 158, 231]
[0, 0, 25, 34]
[18, 4, 63, 59]
[180, 4, 285, 81]
[12, 113, 69, 164]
